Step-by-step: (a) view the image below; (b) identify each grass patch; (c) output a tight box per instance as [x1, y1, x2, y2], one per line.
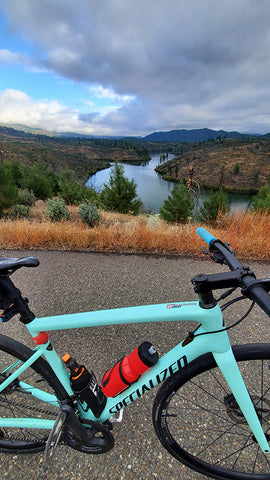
[0, 204, 269, 260]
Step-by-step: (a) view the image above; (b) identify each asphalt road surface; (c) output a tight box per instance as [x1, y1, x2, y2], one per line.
[0, 250, 269, 480]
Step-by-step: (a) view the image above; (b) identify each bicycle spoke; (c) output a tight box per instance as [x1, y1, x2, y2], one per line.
[197, 423, 250, 458]
[154, 347, 270, 478]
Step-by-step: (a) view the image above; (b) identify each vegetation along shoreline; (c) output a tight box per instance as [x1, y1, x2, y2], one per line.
[0, 126, 270, 260]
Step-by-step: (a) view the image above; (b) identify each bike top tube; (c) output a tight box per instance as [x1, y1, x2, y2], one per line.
[27, 300, 223, 336]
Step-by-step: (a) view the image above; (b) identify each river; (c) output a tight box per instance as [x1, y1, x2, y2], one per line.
[87, 154, 252, 214]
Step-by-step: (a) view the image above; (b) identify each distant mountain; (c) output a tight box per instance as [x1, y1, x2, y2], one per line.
[0, 123, 60, 137]
[1, 123, 269, 143]
[143, 128, 262, 143]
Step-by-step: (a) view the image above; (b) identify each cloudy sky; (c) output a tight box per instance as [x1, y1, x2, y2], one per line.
[0, 0, 270, 136]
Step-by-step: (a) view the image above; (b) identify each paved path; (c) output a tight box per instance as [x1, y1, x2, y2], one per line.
[0, 250, 269, 480]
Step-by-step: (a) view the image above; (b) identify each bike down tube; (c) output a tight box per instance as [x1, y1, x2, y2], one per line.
[97, 326, 231, 423]
[97, 335, 270, 455]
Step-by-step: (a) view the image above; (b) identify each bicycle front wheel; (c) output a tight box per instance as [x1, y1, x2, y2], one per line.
[153, 343, 270, 480]
[0, 334, 68, 453]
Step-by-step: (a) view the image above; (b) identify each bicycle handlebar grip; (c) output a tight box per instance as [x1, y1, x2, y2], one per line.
[196, 227, 216, 245]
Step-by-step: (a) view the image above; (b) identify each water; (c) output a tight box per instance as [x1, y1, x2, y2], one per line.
[87, 154, 252, 213]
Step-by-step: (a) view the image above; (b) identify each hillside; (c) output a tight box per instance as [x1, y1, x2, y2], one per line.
[155, 138, 270, 193]
[0, 126, 150, 182]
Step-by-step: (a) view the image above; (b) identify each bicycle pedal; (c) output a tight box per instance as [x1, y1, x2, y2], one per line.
[44, 410, 67, 463]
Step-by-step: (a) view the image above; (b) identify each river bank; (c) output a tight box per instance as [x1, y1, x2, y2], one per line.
[87, 153, 252, 213]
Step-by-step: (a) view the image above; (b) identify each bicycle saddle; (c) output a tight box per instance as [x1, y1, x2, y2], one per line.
[0, 257, 39, 275]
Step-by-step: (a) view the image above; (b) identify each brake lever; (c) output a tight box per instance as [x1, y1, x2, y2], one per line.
[201, 246, 225, 264]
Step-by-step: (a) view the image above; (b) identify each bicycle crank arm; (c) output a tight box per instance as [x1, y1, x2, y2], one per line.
[60, 404, 114, 453]
[44, 410, 67, 463]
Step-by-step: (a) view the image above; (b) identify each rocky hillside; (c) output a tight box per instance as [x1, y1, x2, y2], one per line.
[0, 126, 150, 182]
[155, 139, 270, 193]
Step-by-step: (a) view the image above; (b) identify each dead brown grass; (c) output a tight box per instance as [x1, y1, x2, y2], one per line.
[0, 207, 269, 260]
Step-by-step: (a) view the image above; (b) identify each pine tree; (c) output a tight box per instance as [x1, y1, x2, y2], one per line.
[100, 163, 142, 214]
[250, 185, 270, 213]
[159, 183, 194, 223]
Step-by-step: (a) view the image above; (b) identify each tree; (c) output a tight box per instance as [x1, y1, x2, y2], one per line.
[250, 185, 270, 213]
[0, 165, 18, 215]
[58, 169, 84, 205]
[100, 163, 142, 214]
[198, 189, 229, 225]
[159, 183, 194, 223]
[23, 165, 53, 200]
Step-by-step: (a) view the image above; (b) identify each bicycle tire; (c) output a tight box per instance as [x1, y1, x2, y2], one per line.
[0, 333, 68, 453]
[153, 343, 270, 479]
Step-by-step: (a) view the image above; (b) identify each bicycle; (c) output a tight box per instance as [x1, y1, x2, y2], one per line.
[0, 227, 270, 479]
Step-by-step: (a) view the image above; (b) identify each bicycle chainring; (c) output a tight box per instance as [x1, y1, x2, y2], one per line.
[63, 418, 114, 454]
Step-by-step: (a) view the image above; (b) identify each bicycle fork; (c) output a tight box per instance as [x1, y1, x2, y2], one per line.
[214, 347, 270, 454]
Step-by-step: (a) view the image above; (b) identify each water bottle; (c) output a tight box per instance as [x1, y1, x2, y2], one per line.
[63, 354, 107, 418]
[101, 341, 158, 397]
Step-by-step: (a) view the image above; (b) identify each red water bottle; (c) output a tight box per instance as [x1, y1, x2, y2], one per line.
[101, 341, 158, 397]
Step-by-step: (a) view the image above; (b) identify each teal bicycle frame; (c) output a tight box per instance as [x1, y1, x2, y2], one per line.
[0, 298, 269, 454]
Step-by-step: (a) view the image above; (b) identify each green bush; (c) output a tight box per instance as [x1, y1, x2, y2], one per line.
[45, 197, 71, 222]
[250, 185, 270, 213]
[83, 187, 100, 206]
[18, 189, 36, 206]
[79, 203, 100, 227]
[25, 171, 53, 200]
[12, 204, 30, 219]
[159, 183, 194, 223]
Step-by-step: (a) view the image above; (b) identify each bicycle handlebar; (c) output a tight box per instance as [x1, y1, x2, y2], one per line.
[197, 227, 216, 245]
[196, 227, 270, 317]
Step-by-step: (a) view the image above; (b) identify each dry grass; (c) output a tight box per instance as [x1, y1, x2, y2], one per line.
[0, 206, 269, 260]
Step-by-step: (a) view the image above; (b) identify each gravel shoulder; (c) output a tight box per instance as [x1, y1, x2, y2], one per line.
[0, 250, 269, 480]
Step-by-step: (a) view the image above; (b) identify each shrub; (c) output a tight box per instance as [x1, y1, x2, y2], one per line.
[45, 197, 71, 222]
[83, 187, 100, 206]
[12, 204, 30, 219]
[159, 183, 194, 223]
[18, 189, 36, 206]
[79, 202, 100, 227]
[250, 185, 270, 213]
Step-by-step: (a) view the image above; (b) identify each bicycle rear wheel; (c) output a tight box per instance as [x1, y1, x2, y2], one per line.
[0, 333, 68, 453]
[153, 343, 270, 479]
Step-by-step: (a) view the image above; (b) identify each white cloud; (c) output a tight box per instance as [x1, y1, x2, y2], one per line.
[0, 48, 25, 64]
[0, 89, 114, 135]
[89, 85, 135, 105]
[1, 0, 270, 134]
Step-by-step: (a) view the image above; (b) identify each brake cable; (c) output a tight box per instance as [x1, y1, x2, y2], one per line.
[190, 294, 255, 339]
